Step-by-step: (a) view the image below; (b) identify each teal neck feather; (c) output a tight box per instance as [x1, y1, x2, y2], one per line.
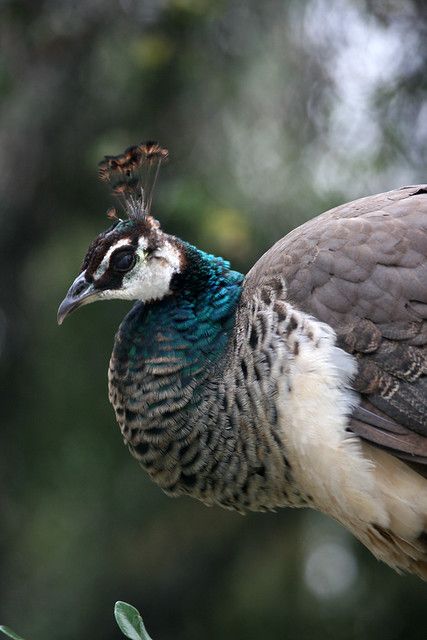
[139, 243, 242, 366]
[116, 242, 244, 411]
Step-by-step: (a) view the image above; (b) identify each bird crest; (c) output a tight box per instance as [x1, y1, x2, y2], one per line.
[98, 141, 169, 221]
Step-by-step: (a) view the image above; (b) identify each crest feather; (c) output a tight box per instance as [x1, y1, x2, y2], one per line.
[98, 141, 169, 220]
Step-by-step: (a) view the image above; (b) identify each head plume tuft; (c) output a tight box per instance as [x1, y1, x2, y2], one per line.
[106, 207, 120, 221]
[98, 141, 169, 220]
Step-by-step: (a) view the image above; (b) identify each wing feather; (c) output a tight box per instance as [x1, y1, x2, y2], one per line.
[242, 185, 427, 464]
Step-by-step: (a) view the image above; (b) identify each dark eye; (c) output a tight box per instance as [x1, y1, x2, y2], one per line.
[110, 249, 136, 272]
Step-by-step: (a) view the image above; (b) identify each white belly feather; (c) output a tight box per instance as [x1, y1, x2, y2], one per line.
[277, 308, 427, 577]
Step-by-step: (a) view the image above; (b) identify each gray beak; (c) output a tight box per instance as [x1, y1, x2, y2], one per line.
[57, 273, 97, 325]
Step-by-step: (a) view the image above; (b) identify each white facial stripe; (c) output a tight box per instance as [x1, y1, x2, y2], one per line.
[94, 238, 132, 280]
[98, 239, 181, 303]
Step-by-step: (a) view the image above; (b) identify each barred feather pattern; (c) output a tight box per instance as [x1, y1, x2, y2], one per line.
[107, 238, 427, 578]
[108, 266, 312, 513]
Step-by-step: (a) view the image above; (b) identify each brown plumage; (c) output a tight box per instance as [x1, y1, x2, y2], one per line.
[98, 142, 169, 183]
[245, 184, 427, 464]
[98, 141, 169, 216]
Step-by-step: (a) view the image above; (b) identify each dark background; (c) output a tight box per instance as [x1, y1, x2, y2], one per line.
[1, 1, 427, 639]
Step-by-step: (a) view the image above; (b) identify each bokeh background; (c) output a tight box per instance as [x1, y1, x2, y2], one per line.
[1, 1, 427, 639]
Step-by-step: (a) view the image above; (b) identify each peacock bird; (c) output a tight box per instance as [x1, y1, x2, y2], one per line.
[58, 142, 427, 579]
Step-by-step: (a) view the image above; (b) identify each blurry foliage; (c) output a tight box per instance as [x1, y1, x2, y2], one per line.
[0, 1, 427, 639]
[0, 626, 25, 640]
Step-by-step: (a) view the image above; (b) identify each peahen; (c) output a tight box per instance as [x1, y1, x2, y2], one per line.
[58, 142, 427, 579]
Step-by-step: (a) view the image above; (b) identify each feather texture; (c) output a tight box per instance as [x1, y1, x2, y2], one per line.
[60, 170, 427, 579]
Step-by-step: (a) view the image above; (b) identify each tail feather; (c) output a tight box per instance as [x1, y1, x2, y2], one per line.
[354, 444, 427, 580]
[363, 523, 427, 580]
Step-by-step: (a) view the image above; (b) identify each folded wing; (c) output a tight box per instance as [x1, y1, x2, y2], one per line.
[243, 185, 427, 465]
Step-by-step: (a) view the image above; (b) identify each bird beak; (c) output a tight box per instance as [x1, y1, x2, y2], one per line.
[57, 272, 97, 325]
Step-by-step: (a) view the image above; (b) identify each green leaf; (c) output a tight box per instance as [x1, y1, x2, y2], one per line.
[0, 626, 26, 640]
[114, 601, 153, 640]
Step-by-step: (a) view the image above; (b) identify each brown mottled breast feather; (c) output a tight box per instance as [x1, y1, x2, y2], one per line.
[243, 185, 427, 466]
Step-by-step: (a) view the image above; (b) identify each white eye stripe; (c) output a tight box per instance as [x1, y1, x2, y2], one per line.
[97, 239, 181, 303]
[94, 238, 132, 279]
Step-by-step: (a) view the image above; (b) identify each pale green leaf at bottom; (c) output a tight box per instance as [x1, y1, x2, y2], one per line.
[0, 626, 26, 640]
[114, 601, 153, 640]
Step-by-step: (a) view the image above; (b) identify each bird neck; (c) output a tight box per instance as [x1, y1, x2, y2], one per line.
[112, 243, 244, 418]
[110, 244, 297, 512]
[140, 242, 244, 367]
[171, 241, 244, 316]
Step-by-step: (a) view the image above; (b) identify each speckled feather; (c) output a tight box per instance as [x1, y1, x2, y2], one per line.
[106, 186, 427, 579]
[58, 171, 427, 580]
[108, 245, 305, 512]
[244, 185, 427, 461]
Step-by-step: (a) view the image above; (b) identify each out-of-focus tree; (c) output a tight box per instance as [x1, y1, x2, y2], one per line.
[1, 1, 427, 639]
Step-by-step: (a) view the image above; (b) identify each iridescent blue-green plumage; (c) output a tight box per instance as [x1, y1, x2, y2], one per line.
[112, 243, 243, 405]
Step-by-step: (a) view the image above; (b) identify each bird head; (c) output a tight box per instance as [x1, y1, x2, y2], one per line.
[57, 141, 183, 325]
[57, 216, 184, 324]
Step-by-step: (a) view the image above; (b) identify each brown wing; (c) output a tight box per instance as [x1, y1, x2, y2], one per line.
[243, 185, 427, 464]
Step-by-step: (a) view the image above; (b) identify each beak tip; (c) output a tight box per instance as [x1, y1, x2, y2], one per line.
[57, 274, 96, 325]
[57, 308, 66, 326]
[57, 297, 76, 326]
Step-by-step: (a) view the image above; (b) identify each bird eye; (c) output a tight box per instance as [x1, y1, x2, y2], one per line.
[110, 249, 136, 272]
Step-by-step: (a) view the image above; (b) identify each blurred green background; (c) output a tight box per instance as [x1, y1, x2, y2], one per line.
[1, 1, 427, 639]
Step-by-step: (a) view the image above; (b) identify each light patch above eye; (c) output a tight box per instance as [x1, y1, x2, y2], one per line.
[135, 236, 181, 270]
[137, 236, 149, 252]
[94, 238, 132, 280]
